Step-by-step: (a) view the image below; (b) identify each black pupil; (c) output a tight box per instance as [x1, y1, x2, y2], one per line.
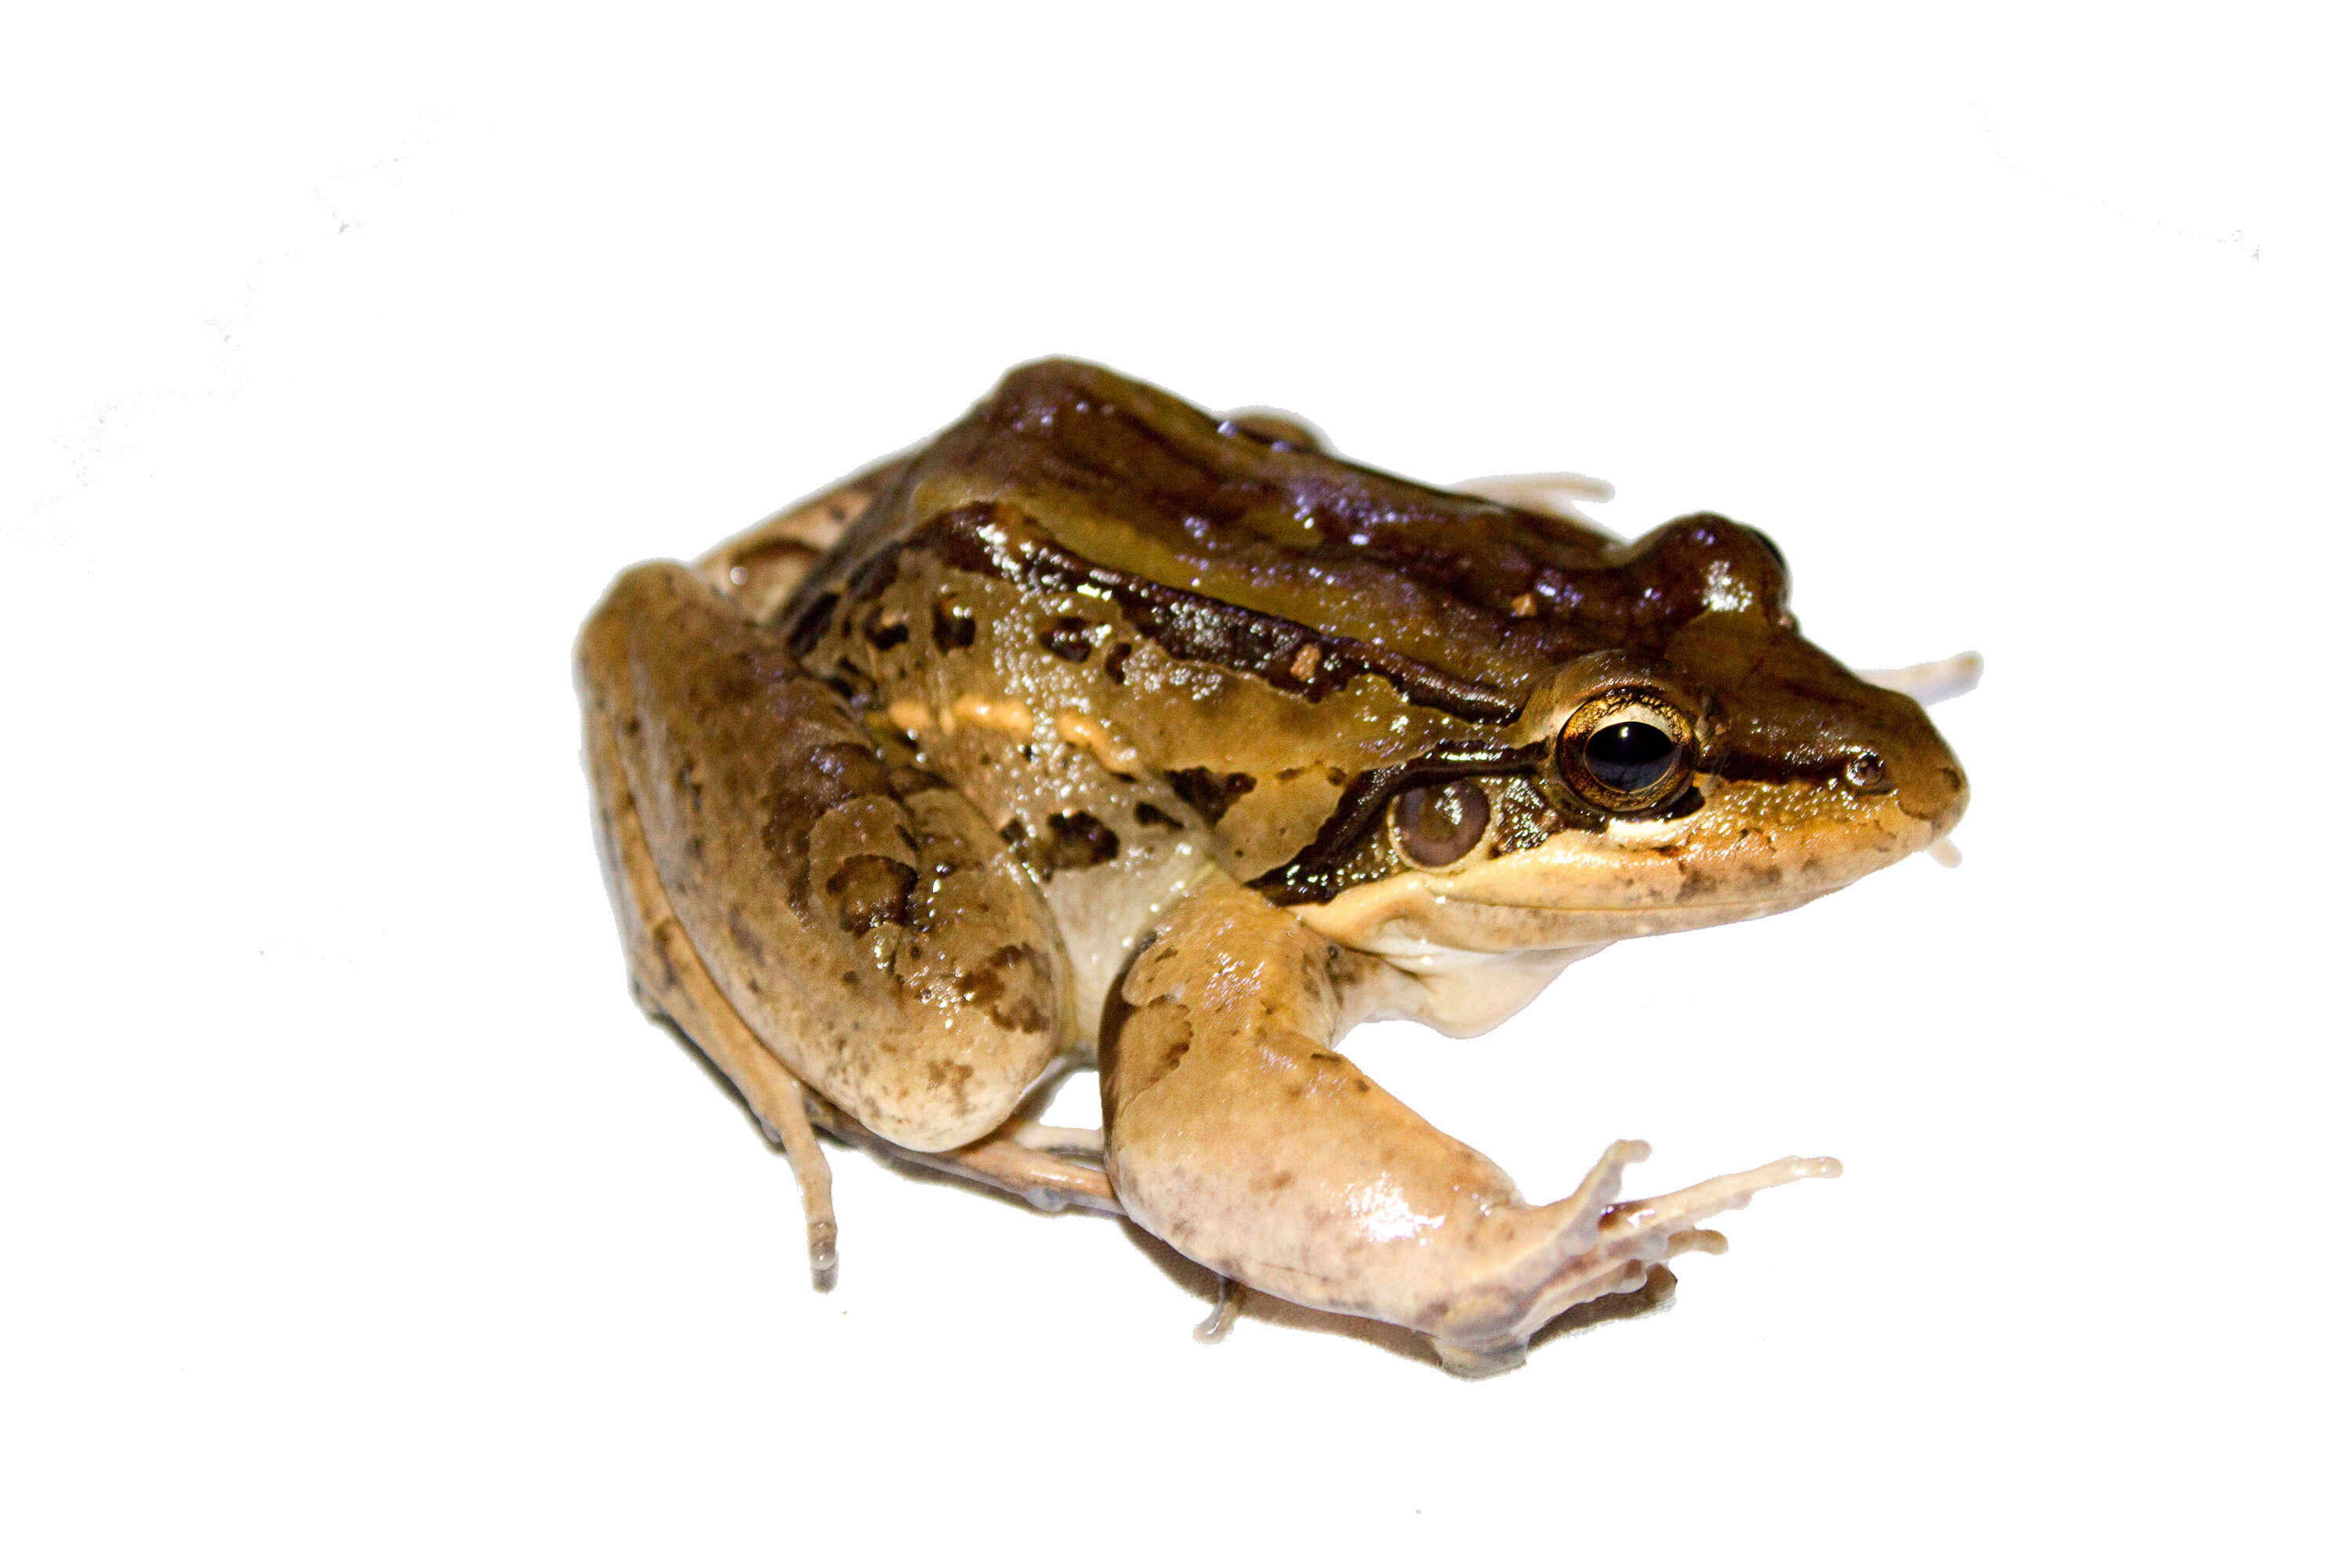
[1584, 721, 1678, 793]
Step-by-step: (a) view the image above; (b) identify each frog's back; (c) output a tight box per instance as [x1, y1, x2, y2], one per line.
[750, 362, 1639, 1026]
[685, 359, 1940, 1040]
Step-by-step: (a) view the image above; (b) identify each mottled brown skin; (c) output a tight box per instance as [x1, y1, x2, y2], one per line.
[577, 359, 1969, 1370]
[579, 565, 1067, 1151]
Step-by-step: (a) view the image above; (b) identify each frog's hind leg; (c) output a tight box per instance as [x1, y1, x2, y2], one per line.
[585, 704, 840, 1285]
[579, 562, 1082, 1276]
[1100, 880, 1838, 1374]
[597, 704, 1113, 1243]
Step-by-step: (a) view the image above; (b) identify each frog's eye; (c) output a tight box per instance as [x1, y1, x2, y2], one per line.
[1556, 691, 1693, 814]
[1392, 779, 1490, 866]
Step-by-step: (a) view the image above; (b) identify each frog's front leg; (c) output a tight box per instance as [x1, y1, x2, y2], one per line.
[1100, 881, 1838, 1375]
[579, 564, 1097, 1271]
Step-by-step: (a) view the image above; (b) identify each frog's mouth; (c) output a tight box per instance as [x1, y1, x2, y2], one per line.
[1294, 775, 1959, 957]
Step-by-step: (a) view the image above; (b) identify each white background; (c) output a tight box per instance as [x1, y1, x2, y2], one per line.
[5, 6, 2344, 1563]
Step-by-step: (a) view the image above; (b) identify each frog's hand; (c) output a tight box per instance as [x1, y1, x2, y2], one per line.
[1451, 471, 1618, 534]
[578, 562, 1071, 1160]
[1860, 652, 1982, 706]
[1099, 880, 1838, 1375]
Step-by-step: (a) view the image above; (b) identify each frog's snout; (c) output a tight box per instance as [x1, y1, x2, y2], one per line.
[1875, 719, 1969, 848]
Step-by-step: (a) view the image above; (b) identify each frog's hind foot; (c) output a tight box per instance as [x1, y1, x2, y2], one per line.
[1192, 1276, 1247, 1345]
[804, 1100, 1124, 1222]
[796, 1098, 1122, 1216]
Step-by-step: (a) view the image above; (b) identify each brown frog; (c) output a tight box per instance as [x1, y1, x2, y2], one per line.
[575, 359, 1969, 1375]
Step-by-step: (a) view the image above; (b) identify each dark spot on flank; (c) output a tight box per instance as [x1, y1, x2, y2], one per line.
[932, 599, 976, 649]
[1167, 768, 1255, 824]
[1000, 818, 1029, 846]
[1039, 616, 1096, 661]
[824, 855, 915, 932]
[1134, 801, 1180, 829]
[862, 608, 909, 650]
[1104, 643, 1131, 684]
[1675, 868, 1722, 904]
[1043, 811, 1121, 869]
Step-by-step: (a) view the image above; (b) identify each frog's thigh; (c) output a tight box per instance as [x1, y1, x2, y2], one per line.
[1099, 882, 1832, 1370]
[577, 562, 1070, 1152]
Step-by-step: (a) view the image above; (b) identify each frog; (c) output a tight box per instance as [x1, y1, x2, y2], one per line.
[575, 358, 1970, 1376]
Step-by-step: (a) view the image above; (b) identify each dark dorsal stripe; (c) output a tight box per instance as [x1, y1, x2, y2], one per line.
[1249, 740, 1549, 905]
[909, 503, 1519, 723]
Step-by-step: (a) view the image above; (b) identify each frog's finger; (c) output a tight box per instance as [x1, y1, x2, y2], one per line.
[1452, 470, 1618, 532]
[1860, 652, 1983, 706]
[1508, 1153, 1842, 1341]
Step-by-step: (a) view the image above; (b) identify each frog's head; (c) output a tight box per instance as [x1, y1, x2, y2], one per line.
[1284, 514, 1968, 980]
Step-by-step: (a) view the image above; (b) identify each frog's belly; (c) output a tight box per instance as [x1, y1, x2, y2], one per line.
[1038, 837, 1217, 1055]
